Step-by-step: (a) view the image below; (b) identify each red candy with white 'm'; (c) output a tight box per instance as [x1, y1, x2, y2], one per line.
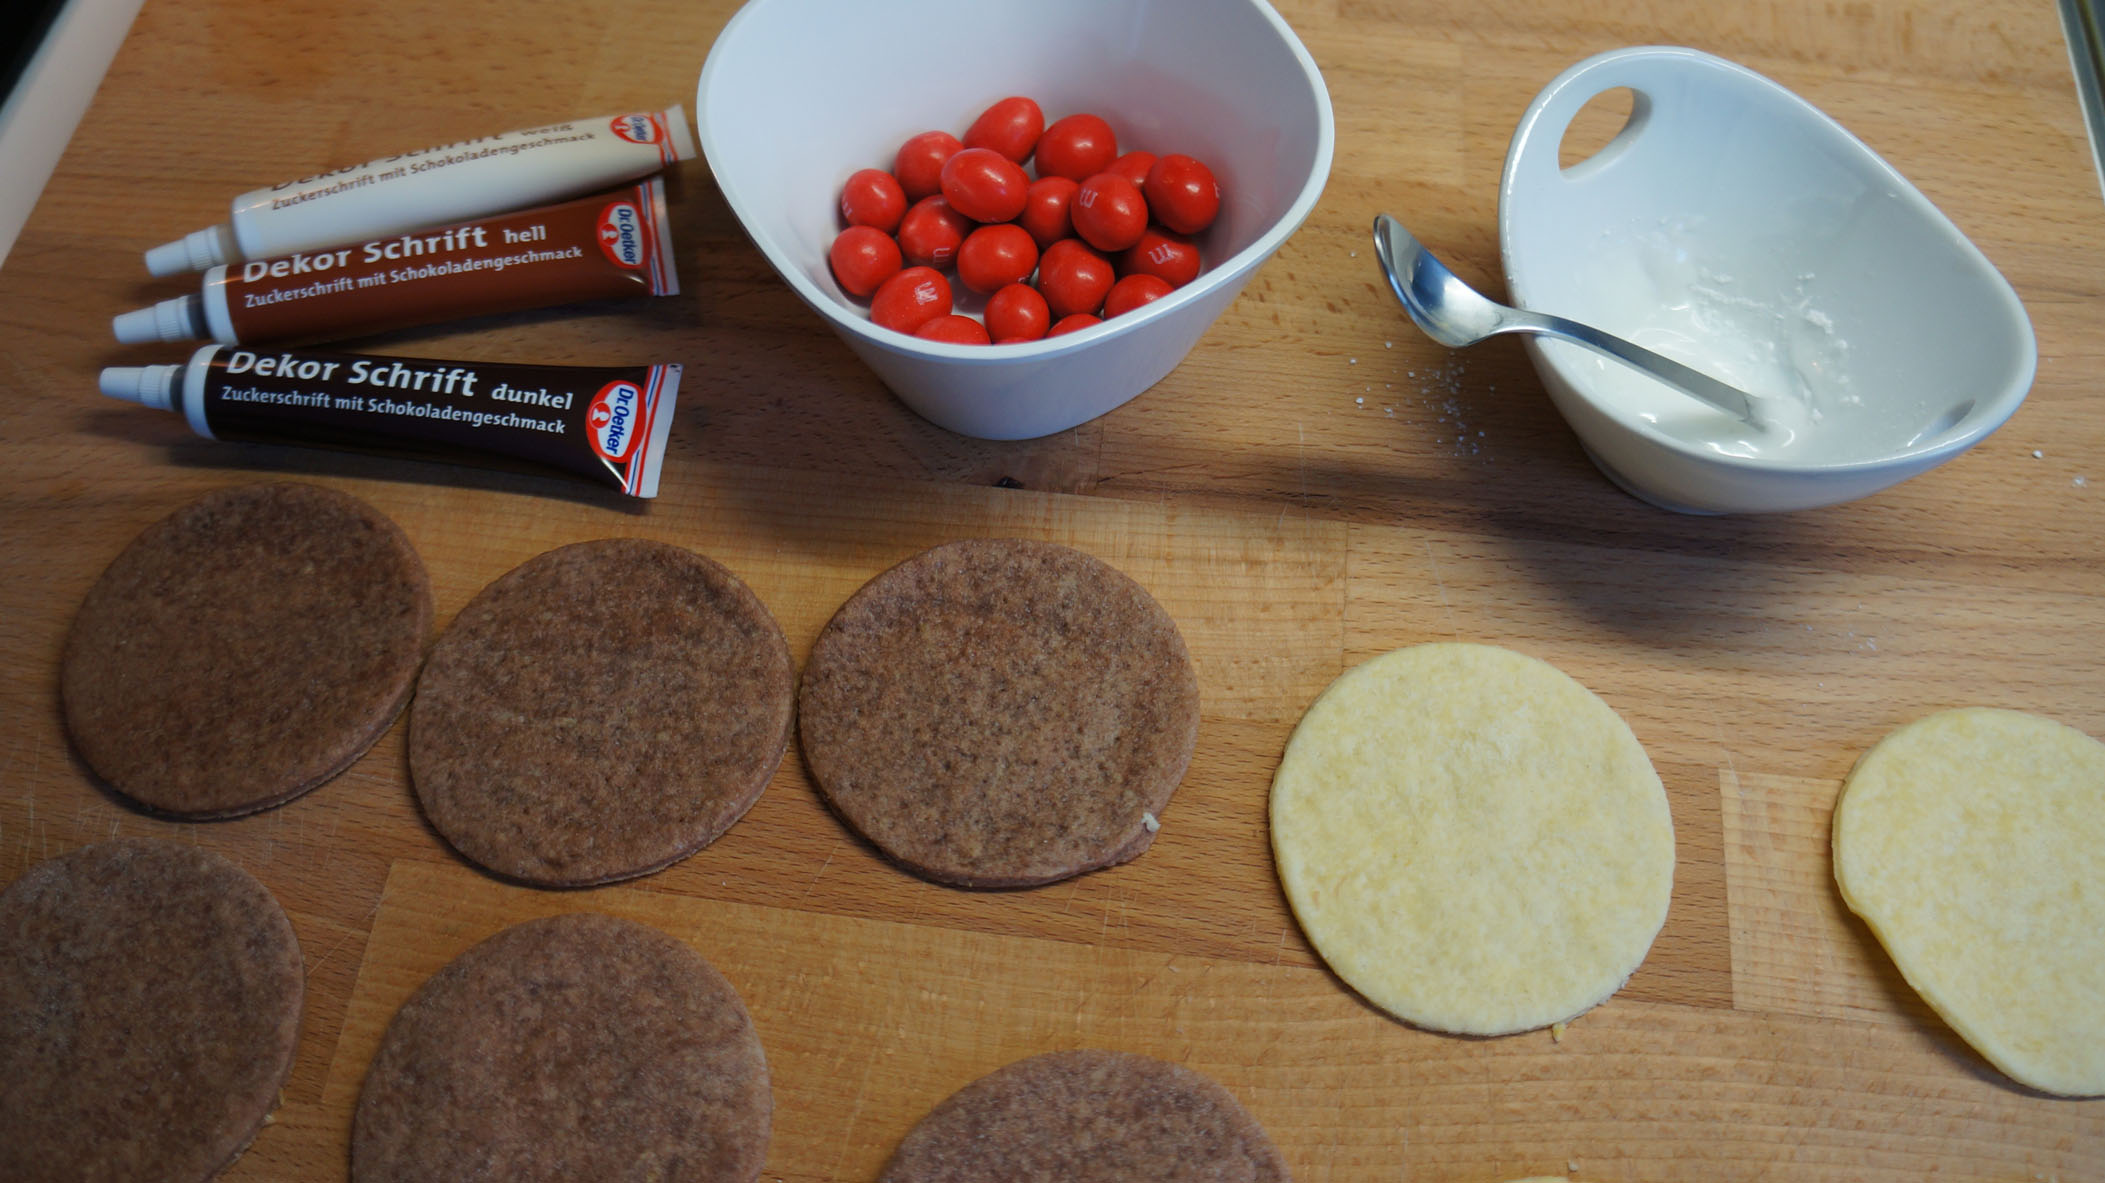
[956, 224, 1039, 295]
[1071, 173, 1148, 253]
[1120, 226, 1201, 288]
[869, 266, 952, 334]
[829, 95, 1223, 343]
[1017, 177, 1077, 249]
[897, 197, 971, 269]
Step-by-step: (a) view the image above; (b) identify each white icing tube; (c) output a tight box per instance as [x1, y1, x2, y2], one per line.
[144, 107, 696, 277]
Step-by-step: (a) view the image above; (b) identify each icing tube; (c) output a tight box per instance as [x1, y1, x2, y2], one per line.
[143, 107, 696, 277]
[98, 346, 679, 498]
[115, 180, 677, 347]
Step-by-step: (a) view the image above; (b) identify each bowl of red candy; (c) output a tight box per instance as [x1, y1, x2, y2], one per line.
[697, 0, 1334, 439]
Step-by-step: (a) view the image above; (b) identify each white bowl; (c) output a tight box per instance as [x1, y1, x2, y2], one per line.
[698, 0, 1334, 440]
[1499, 46, 2036, 514]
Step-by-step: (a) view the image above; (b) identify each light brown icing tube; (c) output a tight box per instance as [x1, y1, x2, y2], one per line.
[115, 179, 676, 347]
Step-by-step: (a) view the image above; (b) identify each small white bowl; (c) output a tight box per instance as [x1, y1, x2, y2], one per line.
[1499, 47, 2036, 514]
[698, 0, 1334, 440]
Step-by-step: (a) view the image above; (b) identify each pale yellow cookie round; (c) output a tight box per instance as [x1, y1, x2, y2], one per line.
[1270, 643, 1674, 1036]
[1833, 707, 2105, 1097]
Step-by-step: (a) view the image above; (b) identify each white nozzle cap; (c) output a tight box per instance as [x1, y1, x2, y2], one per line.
[144, 224, 237, 277]
[112, 295, 204, 344]
[663, 104, 699, 163]
[100, 364, 183, 411]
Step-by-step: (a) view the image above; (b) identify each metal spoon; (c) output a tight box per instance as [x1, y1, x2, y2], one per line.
[1372, 213, 1758, 424]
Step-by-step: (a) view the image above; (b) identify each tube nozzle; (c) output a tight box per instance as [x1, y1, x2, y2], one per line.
[144, 225, 236, 277]
[112, 295, 206, 344]
[99, 364, 182, 411]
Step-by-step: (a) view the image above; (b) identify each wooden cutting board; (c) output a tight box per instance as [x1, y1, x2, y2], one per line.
[2, 0, 2102, 1179]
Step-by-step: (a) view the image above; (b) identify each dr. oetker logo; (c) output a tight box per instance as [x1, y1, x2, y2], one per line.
[588, 380, 641, 460]
[609, 113, 662, 145]
[596, 201, 646, 269]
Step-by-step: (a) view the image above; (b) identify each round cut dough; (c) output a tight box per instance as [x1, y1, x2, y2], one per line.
[1833, 707, 2105, 1097]
[61, 482, 431, 817]
[798, 538, 1199, 888]
[410, 539, 793, 886]
[352, 911, 771, 1181]
[0, 838, 304, 1181]
[881, 1049, 1287, 1182]
[1270, 643, 1674, 1036]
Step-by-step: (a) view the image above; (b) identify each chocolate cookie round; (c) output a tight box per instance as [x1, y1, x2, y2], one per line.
[799, 538, 1200, 887]
[409, 539, 793, 886]
[352, 912, 771, 1183]
[0, 838, 304, 1182]
[60, 483, 431, 817]
[882, 1049, 1288, 1182]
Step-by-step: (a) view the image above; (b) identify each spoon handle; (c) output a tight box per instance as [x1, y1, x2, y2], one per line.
[1502, 308, 1757, 423]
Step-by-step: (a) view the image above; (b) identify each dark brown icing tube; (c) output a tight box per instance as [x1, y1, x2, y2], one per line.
[114, 179, 677, 347]
[99, 346, 679, 498]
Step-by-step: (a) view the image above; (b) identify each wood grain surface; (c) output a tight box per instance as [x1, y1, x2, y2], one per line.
[3, 0, 2102, 1179]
